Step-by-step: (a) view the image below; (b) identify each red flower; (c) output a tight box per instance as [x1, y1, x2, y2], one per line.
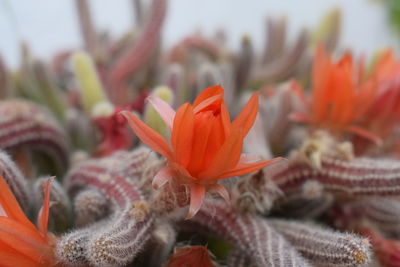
[122, 85, 281, 218]
[291, 46, 379, 142]
[166, 246, 215, 267]
[0, 176, 56, 266]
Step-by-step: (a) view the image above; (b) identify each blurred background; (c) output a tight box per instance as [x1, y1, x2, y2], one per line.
[0, 0, 399, 67]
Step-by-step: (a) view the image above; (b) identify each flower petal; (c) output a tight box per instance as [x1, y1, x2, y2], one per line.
[216, 157, 285, 179]
[193, 85, 224, 107]
[171, 103, 194, 167]
[186, 183, 205, 219]
[38, 178, 53, 236]
[0, 245, 38, 267]
[220, 102, 231, 138]
[0, 217, 51, 263]
[186, 111, 214, 175]
[239, 153, 262, 164]
[193, 94, 223, 114]
[147, 95, 176, 130]
[152, 166, 175, 189]
[199, 128, 244, 180]
[232, 92, 259, 136]
[346, 125, 382, 145]
[0, 175, 35, 230]
[121, 111, 173, 160]
[209, 184, 230, 202]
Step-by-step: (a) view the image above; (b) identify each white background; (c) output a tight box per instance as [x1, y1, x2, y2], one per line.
[0, 0, 398, 68]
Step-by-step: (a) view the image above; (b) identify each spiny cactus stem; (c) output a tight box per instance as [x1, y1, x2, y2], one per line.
[109, 0, 167, 105]
[75, 0, 98, 55]
[69, 172, 142, 206]
[273, 156, 400, 198]
[269, 219, 371, 266]
[181, 200, 311, 267]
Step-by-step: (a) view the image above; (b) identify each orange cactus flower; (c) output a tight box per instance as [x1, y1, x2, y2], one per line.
[0, 175, 56, 267]
[362, 49, 400, 138]
[291, 45, 379, 142]
[122, 85, 281, 218]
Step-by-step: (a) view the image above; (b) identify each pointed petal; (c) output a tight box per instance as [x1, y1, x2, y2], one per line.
[0, 176, 35, 230]
[346, 125, 382, 145]
[232, 92, 259, 136]
[193, 94, 223, 114]
[38, 178, 53, 236]
[209, 184, 230, 202]
[0, 246, 37, 267]
[152, 166, 175, 189]
[289, 79, 308, 106]
[193, 85, 224, 106]
[186, 111, 214, 175]
[147, 95, 176, 130]
[171, 103, 194, 167]
[217, 157, 285, 179]
[0, 217, 50, 262]
[220, 102, 231, 138]
[199, 128, 243, 180]
[239, 153, 262, 164]
[186, 184, 205, 219]
[121, 111, 173, 160]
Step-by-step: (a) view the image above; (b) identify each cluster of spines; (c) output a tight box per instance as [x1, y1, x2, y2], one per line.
[268, 219, 371, 266]
[57, 149, 156, 266]
[0, 99, 69, 170]
[180, 200, 311, 267]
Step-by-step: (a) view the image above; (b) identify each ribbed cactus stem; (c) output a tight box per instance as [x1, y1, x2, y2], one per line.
[227, 249, 256, 267]
[197, 63, 221, 96]
[135, 223, 176, 267]
[109, 0, 167, 105]
[58, 149, 156, 266]
[74, 188, 109, 227]
[163, 63, 185, 108]
[272, 155, 400, 199]
[180, 200, 311, 267]
[263, 16, 287, 64]
[0, 150, 30, 211]
[256, 27, 309, 83]
[271, 193, 333, 219]
[269, 219, 371, 266]
[312, 8, 342, 51]
[87, 203, 155, 267]
[0, 100, 69, 170]
[31, 61, 67, 120]
[0, 55, 10, 98]
[235, 34, 253, 92]
[75, 0, 98, 55]
[343, 198, 400, 239]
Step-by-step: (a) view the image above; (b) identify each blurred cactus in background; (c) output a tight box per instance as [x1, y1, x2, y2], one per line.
[2, 0, 400, 266]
